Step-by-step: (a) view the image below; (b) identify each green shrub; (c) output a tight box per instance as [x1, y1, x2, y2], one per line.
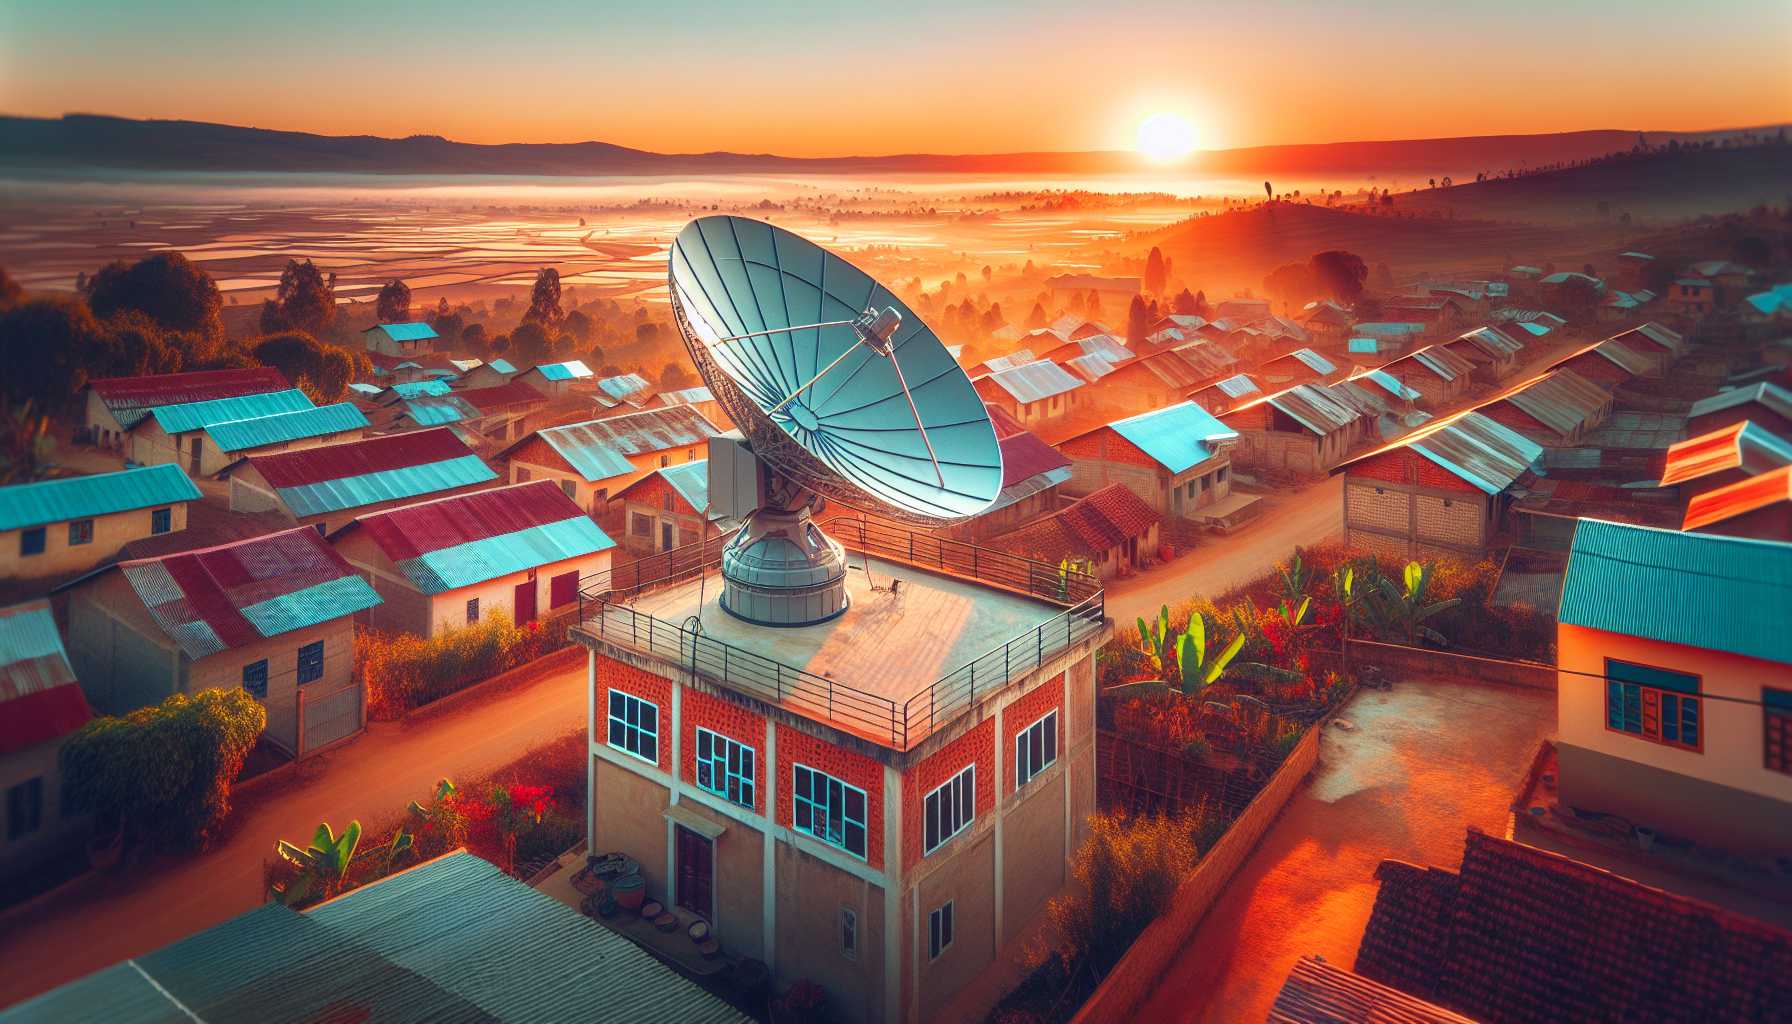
[358, 611, 568, 718]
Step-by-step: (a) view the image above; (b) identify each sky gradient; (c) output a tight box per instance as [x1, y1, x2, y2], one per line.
[3, 0, 1789, 157]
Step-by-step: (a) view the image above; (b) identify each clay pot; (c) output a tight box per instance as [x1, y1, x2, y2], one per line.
[611, 872, 646, 911]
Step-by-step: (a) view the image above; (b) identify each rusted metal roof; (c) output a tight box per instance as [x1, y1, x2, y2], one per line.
[1688, 381, 1792, 422]
[1550, 338, 1655, 378]
[982, 359, 1084, 404]
[987, 404, 1070, 489]
[510, 406, 721, 483]
[1683, 465, 1792, 533]
[1660, 421, 1792, 486]
[1491, 369, 1611, 439]
[0, 464, 202, 532]
[1064, 352, 1124, 383]
[1264, 383, 1360, 435]
[89, 368, 292, 428]
[597, 372, 652, 401]
[1405, 344, 1477, 383]
[0, 599, 75, 701]
[1607, 321, 1684, 358]
[1454, 326, 1524, 359]
[972, 348, 1036, 377]
[457, 380, 547, 414]
[1339, 410, 1542, 494]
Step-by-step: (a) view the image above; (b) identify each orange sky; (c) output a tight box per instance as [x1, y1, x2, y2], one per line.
[3, 2, 1789, 156]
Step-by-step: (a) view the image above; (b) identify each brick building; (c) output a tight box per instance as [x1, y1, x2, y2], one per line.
[1685, 381, 1792, 439]
[1220, 383, 1368, 476]
[1547, 338, 1657, 390]
[498, 407, 720, 517]
[1378, 345, 1477, 410]
[1059, 401, 1239, 520]
[990, 482, 1160, 577]
[1475, 368, 1612, 447]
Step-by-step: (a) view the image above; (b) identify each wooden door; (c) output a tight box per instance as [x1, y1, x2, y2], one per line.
[513, 580, 537, 624]
[189, 436, 202, 474]
[660, 521, 675, 551]
[675, 825, 714, 920]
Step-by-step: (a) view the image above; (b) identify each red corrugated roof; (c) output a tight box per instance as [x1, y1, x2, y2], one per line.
[346, 479, 586, 560]
[89, 368, 290, 410]
[457, 380, 548, 413]
[988, 406, 1070, 487]
[0, 683, 91, 755]
[1683, 464, 1792, 531]
[246, 427, 477, 488]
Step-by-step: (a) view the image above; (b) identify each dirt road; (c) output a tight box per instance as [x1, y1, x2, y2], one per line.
[0, 654, 589, 1010]
[1104, 475, 1342, 626]
[1135, 677, 1555, 1023]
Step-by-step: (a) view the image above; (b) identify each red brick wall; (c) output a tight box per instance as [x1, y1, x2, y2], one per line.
[597, 656, 673, 774]
[1482, 401, 1551, 437]
[681, 688, 767, 814]
[1564, 353, 1628, 388]
[1001, 674, 1066, 795]
[901, 717, 995, 871]
[616, 471, 697, 516]
[775, 723, 886, 869]
[503, 434, 575, 474]
[1219, 403, 1270, 430]
[1347, 450, 1480, 494]
[1059, 427, 1161, 469]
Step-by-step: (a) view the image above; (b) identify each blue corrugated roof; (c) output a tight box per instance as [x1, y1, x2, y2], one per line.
[1106, 401, 1239, 474]
[1289, 348, 1336, 374]
[489, 358, 517, 374]
[1348, 337, 1383, 353]
[349, 382, 384, 396]
[204, 403, 370, 453]
[0, 464, 201, 532]
[148, 388, 315, 435]
[1560, 519, 1792, 665]
[1352, 322, 1427, 338]
[657, 460, 710, 512]
[238, 576, 383, 639]
[364, 322, 439, 342]
[531, 360, 592, 382]
[397, 517, 615, 593]
[1360, 370, 1422, 401]
[277, 454, 497, 518]
[388, 379, 452, 399]
[401, 396, 479, 425]
[598, 372, 651, 400]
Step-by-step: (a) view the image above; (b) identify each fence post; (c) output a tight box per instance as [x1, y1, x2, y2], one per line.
[297, 687, 307, 758]
[1037, 624, 1044, 669]
[776, 663, 784, 703]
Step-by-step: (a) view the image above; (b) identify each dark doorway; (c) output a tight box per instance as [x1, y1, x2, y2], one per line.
[675, 824, 714, 920]
[189, 436, 202, 474]
[660, 521, 675, 551]
[514, 580, 537, 624]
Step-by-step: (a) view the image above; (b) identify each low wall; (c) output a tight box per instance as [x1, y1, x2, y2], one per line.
[1345, 638, 1555, 692]
[1071, 715, 1325, 1023]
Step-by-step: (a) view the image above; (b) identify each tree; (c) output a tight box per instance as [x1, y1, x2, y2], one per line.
[1364, 561, 1461, 646]
[1263, 181, 1273, 199]
[462, 322, 489, 356]
[262, 259, 335, 336]
[0, 297, 110, 411]
[375, 279, 412, 323]
[1172, 288, 1199, 315]
[1084, 289, 1102, 318]
[562, 309, 594, 344]
[524, 268, 563, 326]
[1263, 261, 1317, 311]
[0, 265, 21, 309]
[249, 331, 354, 402]
[86, 252, 225, 345]
[660, 361, 695, 388]
[1144, 247, 1168, 294]
[60, 689, 266, 851]
[509, 320, 557, 365]
[0, 400, 56, 484]
[105, 310, 187, 379]
[1192, 290, 1213, 318]
[1309, 250, 1369, 303]
[1124, 294, 1152, 346]
[1026, 302, 1048, 329]
[429, 309, 467, 347]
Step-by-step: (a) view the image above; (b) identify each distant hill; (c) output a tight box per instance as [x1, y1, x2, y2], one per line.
[0, 113, 1778, 179]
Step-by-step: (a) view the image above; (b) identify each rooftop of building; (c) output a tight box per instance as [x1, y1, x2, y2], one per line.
[0, 464, 203, 532]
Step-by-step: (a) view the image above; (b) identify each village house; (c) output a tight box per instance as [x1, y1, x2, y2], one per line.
[0, 465, 201, 581]
[1383, 294, 1469, 334]
[57, 527, 380, 757]
[1684, 258, 1752, 296]
[1059, 402, 1243, 523]
[1348, 321, 1427, 354]
[454, 357, 519, 390]
[935, 406, 1071, 544]
[1038, 333, 1129, 369]
[1665, 277, 1714, 318]
[1215, 296, 1270, 322]
[163, 403, 372, 479]
[126, 387, 314, 475]
[515, 360, 595, 400]
[1475, 368, 1613, 446]
[0, 600, 92, 877]
[1741, 283, 1792, 328]
[331, 480, 615, 638]
[1659, 420, 1792, 503]
[966, 349, 1035, 379]
[596, 372, 655, 411]
[1614, 249, 1655, 289]
[1296, 299, 1353, 344]
[570, 519, 1108, 1024]
[361, 321, 438, 357]
[1546, 339, 1656, 391]
[1685, 381, 1792, 438]
[499, 406, 721, 516]
[1440, 325, 1524, 383]
[613, 460, 738, 556]
[1345, 369, 1424, 416]
[1682, 465, 1792, 541]
[1378, 345, 1477, 409]
[1597, 287, 1658, 322]
[1334, 410, 1543, 558]
[655, 385, 729, 430]
[1256, 347, 1338, 387]
[1556, 519, 1792, 856]
[451, 379, 552, 443]
[386, 394, 482, 437]
[1086, 349, 1217, 417]
[1188, 372, 1262, 415]
[990, 482, 1160, 578]
[1146, 313, 1207, 338]
[221, 427, 499, 537]
[375, 378, 452, 404]
[1220, 383, 1368, 476]
[84, 367, 290, 452]
[971, 360, 1085, 428]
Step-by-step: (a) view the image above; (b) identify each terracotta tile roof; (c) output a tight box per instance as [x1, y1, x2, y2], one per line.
[991, 483, 1158, 562]
[1356, 830, 1792, 1024]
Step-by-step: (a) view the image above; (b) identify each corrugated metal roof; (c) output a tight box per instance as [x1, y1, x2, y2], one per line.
[349, 382, 384, 396]
[114, 527, 380, 659]
[1325, 380, 1392, 418]
[1406, 344, 1477, 382]
[387, 379, 453, 399]
[1497, 369, 1611, 438]
[1348, 337, 1384, 354]
[1357, 370, 1422, 402]
[90, 368, 292, 427]
[1683, 465, 1792, 532]
[1661, 421, 1792, 486]
[1560, 518, 1792, 665]
[597, 372, 652, 401]
[245, 429, 497, 517]
[1688, 382, 1792, 421]
[1265, 383, 1359, 435]
[977, 349, 1036, 376]
[520, 407, 720, 483]
[400, 395, 481, 426]
[1215, 373, 1261, 399]
[0, 464, 202, 532]
[1064, 352, 1123, 383]
[1455, 326, 1524, 359]
[656, 385, 715, 407]
[1351, 322, 1426, 338]
[204, 403, 369, 453]
[530, 360, 593, 382]
[985, 359, 1084, 404]
[0, 599, 76, 701]
[363, 322, 439, 342]
[147, 388, 316, 435]
[488, 358, 518, 374]
[1552, 339, 1655, 377]
[1269, 955, 1475, 1024]
[1289, 348, 1336, 375]
[1105, 401, 1238, 473]
[1406, 411, 1543, 494]
[457, 381, 548, 414]
[448, 358, 484, 373]
[348, 481, 615, 593]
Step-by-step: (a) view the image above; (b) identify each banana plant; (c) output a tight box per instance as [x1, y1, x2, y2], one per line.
[1276, 595, 1312, 627]
[271, 819, 362, 906]
[1174, 612, 1245, 699]
[1276, 548, 1310, 606]
[381, 826, 415, 875]
[1367, 560, 1461, 646]
[1135, 604, 1174, 677]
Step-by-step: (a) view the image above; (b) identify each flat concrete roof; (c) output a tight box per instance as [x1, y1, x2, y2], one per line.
[626, 556, 1061, 707]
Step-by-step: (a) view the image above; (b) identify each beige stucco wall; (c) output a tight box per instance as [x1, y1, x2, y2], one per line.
[592, 755, 673, 898]
[0, 738, 87, 874]
[776, 842, 888, 1024]
[334, 529, 608, 637]
[132, 421, 363, 479]
[913, 830, 996, 1023]
[181, 616, 356, 753]
[0, 501, 189, 580]
[999, 767, 1067, 945]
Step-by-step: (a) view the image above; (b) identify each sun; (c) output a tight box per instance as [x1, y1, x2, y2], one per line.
[1136, 112, 1197, 163]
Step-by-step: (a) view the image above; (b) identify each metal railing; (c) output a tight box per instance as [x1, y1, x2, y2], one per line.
[573, 522, 1106, 749]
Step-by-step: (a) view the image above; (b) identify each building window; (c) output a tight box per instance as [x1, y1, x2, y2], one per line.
[151, 507, 173, 535]
[466, 598, 480, 624]
[792, 764, 867, 859]
[297, 641, 325, 685]
[6, 777, 44, 841]
[923, 764, 975, 856]
[1016, 710, 1059, 789]
[559, 479, 577, 501]
[607, 689, 658, 765]
[1766, 688, 1792, 775]
[1605, 659, 1700, 752]
[695, 727, 755, 808]
[929, 900, 954, 960]
[659, 454, 670, 467]
[840, 906, 858, 961]
[242, 659, 269, 700]
[549, 570, 579, 608]
[1217, 466, 1229, 484]
[631, 513, 653, 538]
[20, 527, 45, 557]
[516, 467, 531, 483]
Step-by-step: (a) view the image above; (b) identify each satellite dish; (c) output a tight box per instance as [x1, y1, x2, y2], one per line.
[670, 216, 1003, 626]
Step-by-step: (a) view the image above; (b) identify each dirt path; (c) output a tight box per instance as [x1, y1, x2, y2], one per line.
[1135, 677, 1555, 1023]
[1104, 475, 1342, 625]
[0, 655, 589, 1010]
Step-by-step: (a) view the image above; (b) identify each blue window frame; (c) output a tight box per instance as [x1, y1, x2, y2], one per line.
[1605, 659, 1700, 752]
[151, 507, 173, 534]
[20, 527, 45, 557]
[242, 659, 269, 700]
[607, 689, 658, 764]
[297, 641, 324, 685]
[68, 519, 94, 546]
[695, 727, 755, 808]
[792, 764, 867, 859]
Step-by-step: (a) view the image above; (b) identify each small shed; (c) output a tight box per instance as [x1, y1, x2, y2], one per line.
[361, 322, 439, 357]
[990, 483, 1161, 579]
[1059, 401, 1240, 519]
[1220, 383, 1368, 475]
[1476, 369, 1612, 446]
[514, 360, 594, 399]
[1442, 326, 1524, 382]
[497, 406, 721, 516]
